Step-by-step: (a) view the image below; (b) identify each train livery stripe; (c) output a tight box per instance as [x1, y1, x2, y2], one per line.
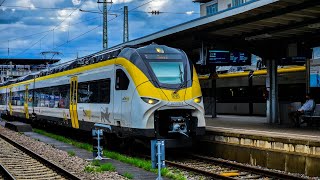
[1, 57, 202, 102]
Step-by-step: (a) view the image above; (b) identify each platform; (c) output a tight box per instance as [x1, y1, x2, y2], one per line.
[205, 115, 320, 142]
[4, 121, 33, 132]
[201, 115, 320, 176]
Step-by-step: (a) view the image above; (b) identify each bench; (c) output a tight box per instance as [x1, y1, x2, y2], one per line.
[299, 104, 320, 127]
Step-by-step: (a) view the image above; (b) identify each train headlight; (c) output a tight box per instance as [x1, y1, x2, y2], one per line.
[141, 97, 159, 105]
[193, 96, 202, 103]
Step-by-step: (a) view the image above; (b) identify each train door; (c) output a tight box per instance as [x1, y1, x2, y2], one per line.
[113, 67, 130, 126]
[9, 87, 12, 116]
[69, 77, 79, 128]
[24, 85, 29, 119]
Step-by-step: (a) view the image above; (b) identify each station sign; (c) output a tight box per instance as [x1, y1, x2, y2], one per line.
[207, 50, 251, 66]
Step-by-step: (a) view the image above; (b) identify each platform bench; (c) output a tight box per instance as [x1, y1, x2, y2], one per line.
[300, 104, 320, 127]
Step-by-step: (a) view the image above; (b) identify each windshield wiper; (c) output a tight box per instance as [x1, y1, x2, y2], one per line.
[174, 65, 185, 93]
[174, 82, 185, 94]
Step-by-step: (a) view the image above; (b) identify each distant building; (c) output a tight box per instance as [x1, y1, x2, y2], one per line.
[194, 0, 254, 16]
[0, 58, 60, 82]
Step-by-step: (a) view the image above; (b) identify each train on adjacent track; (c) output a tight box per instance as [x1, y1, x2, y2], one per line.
[0, 44, 206, 147]
[200, 66, 306, 116]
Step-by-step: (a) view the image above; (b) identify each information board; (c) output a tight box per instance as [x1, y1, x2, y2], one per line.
[279, 57, 306, 65]
[207, 50, 230, 64]
[207, 50, 251, 66]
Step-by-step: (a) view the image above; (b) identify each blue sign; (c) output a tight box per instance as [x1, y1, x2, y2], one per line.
[151, 140, 165, 169]
[207, 50, 251, 65]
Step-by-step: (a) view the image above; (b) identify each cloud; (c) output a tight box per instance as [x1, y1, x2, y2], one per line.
[0, 0, 200, 62]
[72, 0, 81, 6]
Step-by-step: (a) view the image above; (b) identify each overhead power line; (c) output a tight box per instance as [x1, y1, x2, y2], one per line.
[50, 0, 157, 51]
[0, 0, 6, 6]
[2, 5, 75, 11]
[0, 16, 101, 43]
[14, 0, 88, 57]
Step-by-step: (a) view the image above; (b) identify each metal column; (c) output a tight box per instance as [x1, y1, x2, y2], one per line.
[103, 0, 108, 49]
[211, 74, 217, 118]
[123, 6, 129, 43]
[266, 59, 278, 124]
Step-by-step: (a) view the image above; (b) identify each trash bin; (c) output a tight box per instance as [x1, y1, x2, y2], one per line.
[279, 102, 301, 125]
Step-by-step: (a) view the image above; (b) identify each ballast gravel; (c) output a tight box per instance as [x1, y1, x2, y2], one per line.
[0, 126, 126, 180]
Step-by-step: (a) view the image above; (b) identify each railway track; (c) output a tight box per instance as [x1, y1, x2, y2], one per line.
[0, 133, 80, 180]
[166, 153, 309, 180]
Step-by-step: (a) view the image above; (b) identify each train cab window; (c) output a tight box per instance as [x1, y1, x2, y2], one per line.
[115, 69, 129, 90]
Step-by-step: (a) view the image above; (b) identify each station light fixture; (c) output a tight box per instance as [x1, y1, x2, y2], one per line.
[308, 23, 320, 29]
[245, 33, 272, 41]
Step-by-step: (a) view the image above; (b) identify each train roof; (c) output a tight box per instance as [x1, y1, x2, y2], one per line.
[0, 43, 169, 87]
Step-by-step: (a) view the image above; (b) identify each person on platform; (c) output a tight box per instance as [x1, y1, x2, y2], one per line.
[289, 93, 315, 126]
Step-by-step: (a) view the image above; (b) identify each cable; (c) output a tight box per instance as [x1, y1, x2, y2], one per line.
[14, 0, 88, 57]
[0, 16, 101, 43]
[0, 0, 6, 6]
[2, 5, 75, 11]
[16, 0, 156, 57]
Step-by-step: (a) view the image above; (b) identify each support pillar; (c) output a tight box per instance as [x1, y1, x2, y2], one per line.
[211, 75, 217, 118]
[266, 59, 278, 124]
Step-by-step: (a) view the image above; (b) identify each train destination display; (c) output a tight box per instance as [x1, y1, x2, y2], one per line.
[207, 50, 251, 65]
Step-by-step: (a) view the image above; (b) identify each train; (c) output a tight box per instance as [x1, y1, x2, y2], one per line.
[0, 44, 206, 147]
[200, 66, 306, 116]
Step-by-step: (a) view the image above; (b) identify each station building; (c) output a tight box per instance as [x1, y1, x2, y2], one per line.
[196, 0, 254, 16]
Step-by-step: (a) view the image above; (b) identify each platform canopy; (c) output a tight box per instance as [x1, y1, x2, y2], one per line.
[0, 58, 60, 65]
[109, 0, 320, 60]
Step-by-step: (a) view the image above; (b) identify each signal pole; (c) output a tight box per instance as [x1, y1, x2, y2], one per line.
[123, 6, 129, 43]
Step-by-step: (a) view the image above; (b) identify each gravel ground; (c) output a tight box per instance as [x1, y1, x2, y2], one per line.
[0, 126, 126, 180]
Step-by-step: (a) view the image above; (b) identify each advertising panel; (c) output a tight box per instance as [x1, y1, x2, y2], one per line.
[310, 59, 320, 87]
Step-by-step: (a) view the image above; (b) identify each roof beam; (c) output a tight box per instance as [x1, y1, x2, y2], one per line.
[202, 0, 320, 33]
[242, 17, 320, 39]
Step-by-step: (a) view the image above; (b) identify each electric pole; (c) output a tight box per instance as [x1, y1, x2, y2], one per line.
[123, 6, 128, 43]
[98, 0, 113, 49]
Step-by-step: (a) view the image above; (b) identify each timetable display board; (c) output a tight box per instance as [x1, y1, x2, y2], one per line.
[207, 50, 251, 66]
[279, 57, 306, 65]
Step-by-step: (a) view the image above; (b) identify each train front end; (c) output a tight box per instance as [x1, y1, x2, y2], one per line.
[120, 44, 205, 147]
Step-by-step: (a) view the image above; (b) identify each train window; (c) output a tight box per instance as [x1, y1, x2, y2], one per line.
[78, 79, 110, 104]
[115, 69, 129, 90]
[99, 79, 111, 103]
[33, 85, 70, 109]
[0, 93, 5, 105]
[11, 91, 25, 106]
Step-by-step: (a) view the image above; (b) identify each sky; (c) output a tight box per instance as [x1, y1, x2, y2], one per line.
[0, 0, 200, 62]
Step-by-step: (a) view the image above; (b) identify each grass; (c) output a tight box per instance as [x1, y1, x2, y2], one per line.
[84, 162, 115, 173]
[34, 128, 186, 180]
[33, 129, 93, 151]
[67, 150, 76, 157]
[123, 172, 134, 179]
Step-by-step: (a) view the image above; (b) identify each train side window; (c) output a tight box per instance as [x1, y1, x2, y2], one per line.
[115, 69, 129, 90]
[99, 79, 111, 103]
[78, 79, 110, 104]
